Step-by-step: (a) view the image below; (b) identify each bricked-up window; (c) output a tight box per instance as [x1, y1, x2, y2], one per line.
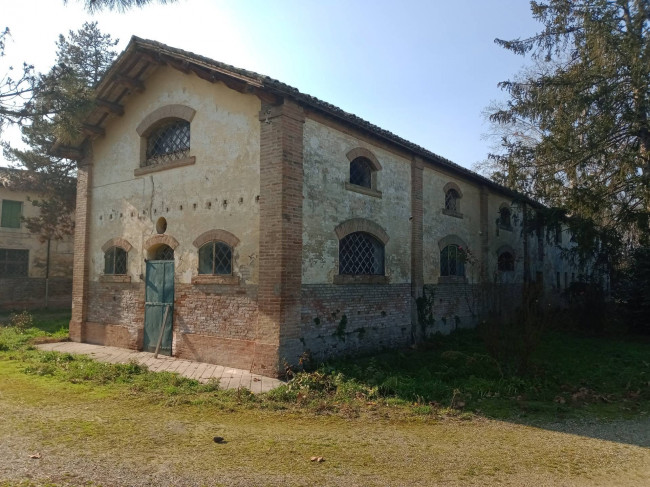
[104, 246, 127, 275]
[445, 189, 460, 212]
[145, 119, 190, 166]
[198, 241, 232, 275]
[349, 157, 372, 188]
[339, 232, 384, 275]
[1, 200, 22, 228]
[0, 248, 28, 277]
[440, 245, 465, 277]
[498, 251, 515, 272]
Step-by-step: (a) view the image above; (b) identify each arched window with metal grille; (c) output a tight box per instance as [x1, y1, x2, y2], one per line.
[440, 244, 465, 277]
[339, 231, 384, 275]
[349, 157, 373, 188]
[198, 241, 232, 275]
[499, 206, 512, 229]
[498, 251, 515, 271]
[145, 119, 190, 166]
[104, 246, 127, 275]
[153, 244, 175, 261]
[445, 189, 460, 212]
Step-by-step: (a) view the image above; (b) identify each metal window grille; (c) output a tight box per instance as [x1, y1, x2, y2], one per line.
[1, 200, 22, 228]
[104, 247, 127, 275]
[499, 208, 511, 227]
[445, 189, 459, 211]
[145, 120, 190, 166]
[198, 241, 232, 275]
[154, 245, 175, 261]
[498, 252, 514, 272]
[349, 157, 372, 188]
[0, 248, 28, 277]
[440, 245, 464, 277]
[339, 232, 384, 275]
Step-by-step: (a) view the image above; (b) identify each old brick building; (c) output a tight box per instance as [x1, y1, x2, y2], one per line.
[65, 37, 585, 376]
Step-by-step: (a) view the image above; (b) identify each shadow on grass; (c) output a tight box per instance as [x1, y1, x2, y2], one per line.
[314, 328, 650, 447]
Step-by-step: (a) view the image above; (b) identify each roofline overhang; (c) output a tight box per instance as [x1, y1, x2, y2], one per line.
[57, 36, 543, 209]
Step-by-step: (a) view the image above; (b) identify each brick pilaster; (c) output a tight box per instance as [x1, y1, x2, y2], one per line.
[410, 157, 424, 343]
[479, 185, 489, 282]
[69, 148, 93, 342]
[255, 99, 305, 375]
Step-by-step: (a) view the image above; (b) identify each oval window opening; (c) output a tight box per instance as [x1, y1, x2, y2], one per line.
[156, 217, 167, 234]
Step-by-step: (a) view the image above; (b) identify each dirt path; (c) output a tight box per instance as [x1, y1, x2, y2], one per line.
[1, 365, 649, 487]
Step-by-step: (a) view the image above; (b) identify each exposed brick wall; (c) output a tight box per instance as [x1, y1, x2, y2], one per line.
[86, 281, 144, 347]
[84, 280, 262, 371]
[410, 157, 424, 341]
[174, 283, 258, 340]
[479, 185, 489, 281]
[300, 284, 411, 361]
[419, 282, 523, 336]
[70, 156, 93, 341]
[257, 99, 305, 374]
[0, 278, 72, 310]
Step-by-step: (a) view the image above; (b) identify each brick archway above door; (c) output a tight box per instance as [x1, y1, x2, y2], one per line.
[144, 234, 179, 251]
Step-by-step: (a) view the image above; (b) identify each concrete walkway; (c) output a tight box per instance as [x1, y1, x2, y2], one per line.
[36, 341, 284, 393]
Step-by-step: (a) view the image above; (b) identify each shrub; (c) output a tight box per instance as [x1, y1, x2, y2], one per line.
[9, 310, 34, 334]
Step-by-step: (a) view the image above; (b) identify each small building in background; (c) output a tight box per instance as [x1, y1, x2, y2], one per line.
[0, 168, 74, 310]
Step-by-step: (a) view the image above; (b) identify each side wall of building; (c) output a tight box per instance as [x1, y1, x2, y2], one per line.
[299, 116, 412, 360]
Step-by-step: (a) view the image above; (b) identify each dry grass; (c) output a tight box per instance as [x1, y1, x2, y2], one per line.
[1, 360, 648, 487]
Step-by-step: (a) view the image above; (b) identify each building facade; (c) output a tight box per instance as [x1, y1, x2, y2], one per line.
[0, 170, 74, 310]
[66, 38, 586, 376]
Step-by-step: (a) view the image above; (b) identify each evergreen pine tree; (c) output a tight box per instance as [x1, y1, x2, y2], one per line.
[484, 0, 650, 253]
[3, 22, 118, 240]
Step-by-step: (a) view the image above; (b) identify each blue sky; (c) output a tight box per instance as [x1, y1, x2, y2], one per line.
[1, 0, 540, 170]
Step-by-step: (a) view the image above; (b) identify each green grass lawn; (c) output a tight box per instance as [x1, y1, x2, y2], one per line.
[0, 309, 648, 421]
[0, 310, 648, 486]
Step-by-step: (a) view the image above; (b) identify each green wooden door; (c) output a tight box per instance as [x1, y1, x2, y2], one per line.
[143, 260, 174, 355]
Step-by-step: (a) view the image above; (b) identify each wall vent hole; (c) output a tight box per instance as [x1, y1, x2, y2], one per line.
[156, 217, 167, 234]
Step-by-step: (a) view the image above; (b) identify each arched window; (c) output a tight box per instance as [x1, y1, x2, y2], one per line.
[349, 157, 372, 188]
[498, 251, 515, 271]
[339, 232, 384, 275]
[153, 244, 174, 261]
[198, 241, 232, 275]
[442, 182, 463, 217]
[499, 206, 512, 229]
[104, 246, 127, 275]
[145, 119, 190, 166]
[445, 189, 460, 212]
[440, 244, 465, 277]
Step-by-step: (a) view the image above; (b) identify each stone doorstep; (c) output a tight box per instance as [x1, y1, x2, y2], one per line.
[35, 341, 284, 393]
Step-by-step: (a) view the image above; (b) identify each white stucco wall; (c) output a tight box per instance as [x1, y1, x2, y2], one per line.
[88, 66, 261, 284]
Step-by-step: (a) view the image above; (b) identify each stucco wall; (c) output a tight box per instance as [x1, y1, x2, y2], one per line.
[422, 168, 482, 284]
[89, 66, 261, 285]
[302, 117, 412, 284]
